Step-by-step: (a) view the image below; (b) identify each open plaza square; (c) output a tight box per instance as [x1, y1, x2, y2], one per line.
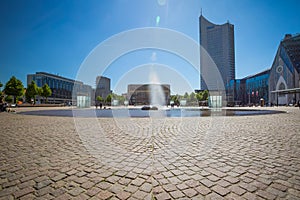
[0, 107, 299, 199]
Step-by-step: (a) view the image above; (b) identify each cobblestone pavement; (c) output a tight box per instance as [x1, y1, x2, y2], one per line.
[0, 107, 299, 199]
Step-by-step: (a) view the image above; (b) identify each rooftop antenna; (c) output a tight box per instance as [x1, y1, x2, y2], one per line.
[200, 8, 202, 16]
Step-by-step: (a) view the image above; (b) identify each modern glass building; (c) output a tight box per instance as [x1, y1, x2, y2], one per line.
[27, 72, 92, 104]
[199, 15, 235, 91]
[227, 69, 270, 106]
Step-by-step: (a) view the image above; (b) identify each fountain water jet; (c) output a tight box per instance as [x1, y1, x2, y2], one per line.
[149, 67, 166, 108]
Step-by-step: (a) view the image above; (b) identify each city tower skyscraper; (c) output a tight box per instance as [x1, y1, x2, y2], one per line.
[199, 15, 235, 91]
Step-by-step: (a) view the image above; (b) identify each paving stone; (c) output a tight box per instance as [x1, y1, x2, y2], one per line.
[200, 179, 215, 188]
[211, 185, 230, 196]
[116, 191, 131, 200]
[266, 186, 286, 198]
[125, 184, 139, 194]
[98, 190, 113, 199]
[131, 177, 145, 186]
[35, 185, 54, 197]
[109, 183, 124, 194]
[182, 188, 198, 198]
[207, 175, 220, 182]
[140, 182, 152, 193]
[176, 183, 189, 190]
[19, 193, 36, 200]
[195, 185, 211, 195]
[288, 188, 300, 198]
[68, 186, 85, 196]
[152, 185, 164, 195]
[132, 190, 148, 199]
[81, 181, 95, 190]
[256, 190, 276, 200]
[270, 182, 288, 192]
[242, 192, 257, 200]
[224, 176, 240, 184]
[50, 188, 66, 197]
[97, 181, 112, 190]
[239, 182, 257, 192]
[13, 187, 35, 199]
[170, 190, 185, 198]
[52, 173, 67, 182]
[86, 186, 102, 197]
[155, 192, 171, 200]
[230, 185, 246, 195]
[34, 180, 53, 190]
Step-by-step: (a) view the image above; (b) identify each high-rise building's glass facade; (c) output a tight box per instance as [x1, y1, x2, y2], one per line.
[199, 15, 235, 91]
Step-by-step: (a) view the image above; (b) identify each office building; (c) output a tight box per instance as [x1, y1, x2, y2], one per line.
[227, 69, 270, 106]
[95, 76, 111, 99]
[27, 72, 92, 104]
[199, 15, 235, 91]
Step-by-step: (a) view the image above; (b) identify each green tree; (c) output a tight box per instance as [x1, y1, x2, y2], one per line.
[4, 76, 24, 103]
[25, 81, 38, 104]
[196, 92, 203, 101]
[41, 84, 52, 103]
[5, 95, 13, 103]
[202, 90, 209, 100]
[96, 96, 103, 102]
[111, 93, 125, 105]
[170, 95, 179, 105]
[105, 94, 112, 106]
[0, 82, 3, 103]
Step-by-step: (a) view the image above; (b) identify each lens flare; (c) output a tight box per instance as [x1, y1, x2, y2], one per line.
[156, 16, 160, 26]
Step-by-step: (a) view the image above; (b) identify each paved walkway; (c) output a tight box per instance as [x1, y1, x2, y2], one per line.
[0, 107, 299, 199]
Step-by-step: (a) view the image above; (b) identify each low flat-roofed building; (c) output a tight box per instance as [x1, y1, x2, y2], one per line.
[127, 84, 170, 105]
[27, 72, 92, 104]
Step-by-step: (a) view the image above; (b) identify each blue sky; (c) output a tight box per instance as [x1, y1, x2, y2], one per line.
[0, 0, 299, 94]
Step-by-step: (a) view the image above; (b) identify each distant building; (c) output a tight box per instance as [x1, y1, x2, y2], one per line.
[269, 34, 300, 105]
[199, 15, 235, 92]
[27, 72, 92, 104]
[95, 76, 111, 99]
[127, 84, 170, 105]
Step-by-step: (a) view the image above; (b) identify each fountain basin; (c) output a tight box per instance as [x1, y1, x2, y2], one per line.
[19, 108, 286, 118]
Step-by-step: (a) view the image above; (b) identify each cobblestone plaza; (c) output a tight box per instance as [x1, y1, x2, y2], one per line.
[0, 107, 299, 199]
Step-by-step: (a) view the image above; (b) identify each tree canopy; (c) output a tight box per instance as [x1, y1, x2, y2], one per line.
[96, 96, 103, 102]
[105, 94, 112, 105]
[4, 76, 24, 103]
[25, 81, 38, 103]
[41, 83, 52, 102]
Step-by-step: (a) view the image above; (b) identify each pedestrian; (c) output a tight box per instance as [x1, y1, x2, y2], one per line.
[298, 100, 300, 109]
[100, 103, 102, 109]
